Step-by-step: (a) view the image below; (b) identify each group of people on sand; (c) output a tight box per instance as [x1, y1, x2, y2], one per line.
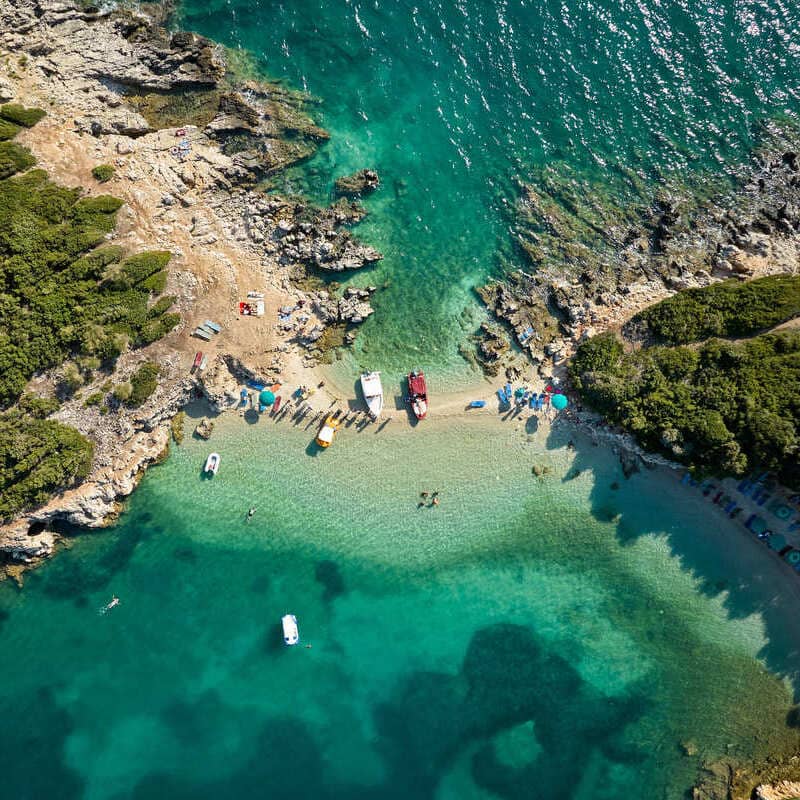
[418, 491, 441, 509]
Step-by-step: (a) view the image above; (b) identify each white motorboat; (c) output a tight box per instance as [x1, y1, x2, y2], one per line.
[282, 614, 299, 645]
[360, 371, 384, 420]
[204, 452, 220, 475]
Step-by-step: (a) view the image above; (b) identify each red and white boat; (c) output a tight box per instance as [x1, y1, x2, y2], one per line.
[407, 370, 428, 420]
[192, 351, 203, 370]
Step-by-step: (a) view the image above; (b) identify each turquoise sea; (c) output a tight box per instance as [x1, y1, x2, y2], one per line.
[3, 1, 800, 797]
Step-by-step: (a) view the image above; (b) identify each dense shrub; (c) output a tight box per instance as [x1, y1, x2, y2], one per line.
[146, 295, 176, 319]
[0, 168, 178, 408]
[139, 312, 180, 345]
[630, 276, 800, 344]
[570, 331, 800, 487]
[0, 403, 94, 522]
[0, 119, 21, 141]
[0, 141, 35, 178]
[127, 362, 160, 407]
[121, 251, 171, 286]
[91, 164, 115, 183]
[112, 382, 132, 402]
[0, 104, 46, 128]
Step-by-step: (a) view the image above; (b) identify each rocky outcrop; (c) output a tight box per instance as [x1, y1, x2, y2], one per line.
[197, 355, 241, 412]
[335, 168, 380, 196]
[474, 322, 510, 377]
[479, 122, 800, 377]
[0, 0, 385, 572]
[754, 780, 800, 800]
[194, 417, 214, 440]
[312, 286, 376, 326]
[1, 2, 225, 91]
[205, 85, 329, 179]
[0, 0, 326, 179]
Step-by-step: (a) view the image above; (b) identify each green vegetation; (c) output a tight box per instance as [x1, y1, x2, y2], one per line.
[630, 276, 800, 344]
[171, 411, 185, 444]
[0, 165, 179, 407]
[570, 331, 800, 488]
[0, 119, 21, 141]
[112, 382, 132, 403]
[0, 114, 181, 520]
[91, 164, 115, 183]
[127, 362, 160, 407]
[0, 396, 94, 522]
[0, 104, 46, 128]
[0, 141, 35, 178]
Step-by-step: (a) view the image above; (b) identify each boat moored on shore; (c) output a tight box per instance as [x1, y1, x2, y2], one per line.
[407, 369, 428, 420]
[316, 415, 342, 448]
[360, 371, 384, 420]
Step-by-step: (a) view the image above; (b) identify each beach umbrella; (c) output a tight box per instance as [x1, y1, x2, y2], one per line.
[785, 549, 800, 565]
[551, 393, 568, 411]
[514, 387, 526, 398]
[259, 390, 275, 406]
[768, 533, 787, 551]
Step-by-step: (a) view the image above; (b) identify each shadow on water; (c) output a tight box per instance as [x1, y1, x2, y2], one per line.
[545, 422, 800, 696]
[0, 685, 85, 799]
[124, 622, 646, 800]
[132, 717, 326, 800]
[315, 559, 346, 603]
[263, 623, 287, 654]
[31, 519, 157, 602]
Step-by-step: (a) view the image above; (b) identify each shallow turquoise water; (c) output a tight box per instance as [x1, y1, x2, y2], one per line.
[2, 416, 800, 798]
[3, 2, 800, 797]
[180, 0, 800, 381]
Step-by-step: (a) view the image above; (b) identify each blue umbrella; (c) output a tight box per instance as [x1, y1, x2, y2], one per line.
[259, 390, 275, 406]
[551, 393, 568, 411]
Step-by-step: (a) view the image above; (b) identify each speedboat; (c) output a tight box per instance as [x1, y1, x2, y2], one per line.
[316, 415, 342, 448]
[204, 452, 220, 475]
[282, 614, 299, 645]
[407, 369, 428, 420]
[360, 371, 384, 420]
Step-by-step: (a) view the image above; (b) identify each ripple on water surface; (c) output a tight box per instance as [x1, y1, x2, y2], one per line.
[1, 418, 800, 798]
[179, 0, 800, 380]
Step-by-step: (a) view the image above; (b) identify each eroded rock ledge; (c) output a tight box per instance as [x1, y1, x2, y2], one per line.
[0, 0, 383, 571]
[478, 123, 800, 377]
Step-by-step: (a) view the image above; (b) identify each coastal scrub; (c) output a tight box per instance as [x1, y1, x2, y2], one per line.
[0, 116, 179, 520]
[570, 330, 800, 487]
[0, 396, 94, 522]
[627, 275, 800, 344]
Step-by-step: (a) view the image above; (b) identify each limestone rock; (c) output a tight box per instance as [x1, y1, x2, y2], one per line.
[334, 168, 380, 196]
[754, 780, 800, 800]
[194, 417, 214, 440]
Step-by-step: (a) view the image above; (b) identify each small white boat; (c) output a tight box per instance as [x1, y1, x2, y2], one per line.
[360, 371, 384, 420]
[204, 452, 220, 475]
[282, 613, 299, 645]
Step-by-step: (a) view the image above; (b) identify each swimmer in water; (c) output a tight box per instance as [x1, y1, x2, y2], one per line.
[100, 596, 120, 614]
[247, 507, 256, 520]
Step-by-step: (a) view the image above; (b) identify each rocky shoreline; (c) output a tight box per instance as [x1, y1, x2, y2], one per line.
[0, 0, 383, 568]
[478, 122, 800, 377]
